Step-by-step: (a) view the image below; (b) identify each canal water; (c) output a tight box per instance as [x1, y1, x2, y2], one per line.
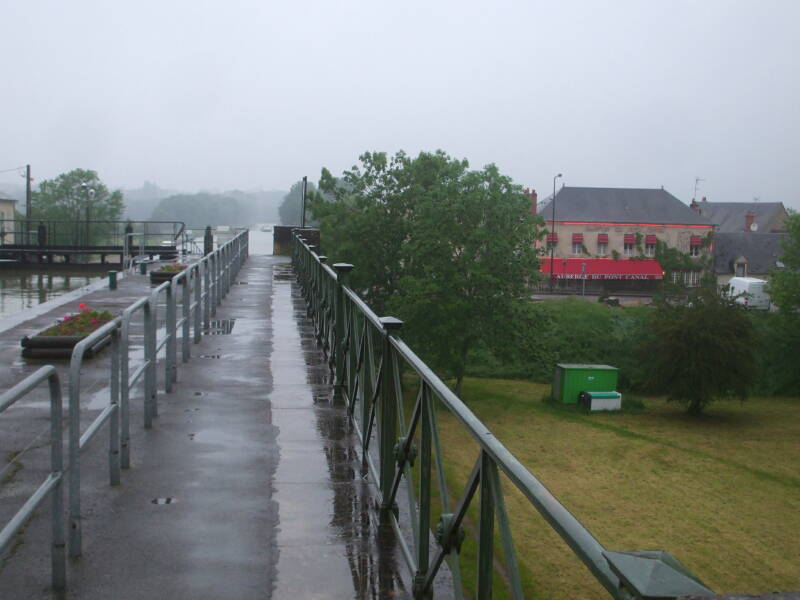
[0, 270, 103, 320]
[0, 226, 276, 320]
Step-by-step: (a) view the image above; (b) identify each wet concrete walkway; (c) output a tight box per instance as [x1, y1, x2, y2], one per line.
[0, 254, 409, 599]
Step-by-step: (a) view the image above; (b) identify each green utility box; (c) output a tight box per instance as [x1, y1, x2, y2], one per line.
[552, 364, 619, 404]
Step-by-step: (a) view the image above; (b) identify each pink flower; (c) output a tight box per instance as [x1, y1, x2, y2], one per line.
[63, 316, 72, 322]
[79, 303, 89, 312]
[91, 318, 99, 324]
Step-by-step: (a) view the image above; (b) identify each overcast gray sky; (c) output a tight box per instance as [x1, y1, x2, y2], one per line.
[1, 0, 798, 209]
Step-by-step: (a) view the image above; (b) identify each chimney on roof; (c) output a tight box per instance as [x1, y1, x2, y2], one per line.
[745, 210, 756, 232]
[702, 196, 707, 202]
[690, 199, 700, 212]
[525, 187, 538, 215]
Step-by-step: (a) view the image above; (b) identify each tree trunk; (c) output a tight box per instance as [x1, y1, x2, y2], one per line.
[453, 338, 471, 397]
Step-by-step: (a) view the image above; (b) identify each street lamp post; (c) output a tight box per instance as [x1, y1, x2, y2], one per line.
[549, 173, 563, 292]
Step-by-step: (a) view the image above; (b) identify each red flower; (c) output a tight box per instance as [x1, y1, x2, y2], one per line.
[79, 303, 89, 312]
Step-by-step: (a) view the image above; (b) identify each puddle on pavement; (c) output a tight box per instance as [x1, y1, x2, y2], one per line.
[204, 319, 236, 335]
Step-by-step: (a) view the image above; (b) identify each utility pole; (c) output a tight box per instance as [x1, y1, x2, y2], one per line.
[301, 176, 307, 228]
[25, 164, 32, 245]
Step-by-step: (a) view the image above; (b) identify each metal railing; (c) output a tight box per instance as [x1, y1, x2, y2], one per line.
[0, 230, 248, 588]
[0, 219, 185, 250]
[0, 367, 65, 591]
[292, 232, 715, 600]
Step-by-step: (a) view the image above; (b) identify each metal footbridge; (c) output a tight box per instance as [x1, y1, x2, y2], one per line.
[0, 228, 725, 598]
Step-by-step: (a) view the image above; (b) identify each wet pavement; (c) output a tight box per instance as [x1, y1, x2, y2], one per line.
[0, 252, 411, 599]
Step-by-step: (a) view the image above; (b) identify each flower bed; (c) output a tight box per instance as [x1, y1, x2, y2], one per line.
[21, 303, 114, 359]
[150, 263, 188, 284]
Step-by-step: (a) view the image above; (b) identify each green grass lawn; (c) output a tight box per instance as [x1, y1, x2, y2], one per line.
[429, 377, 800, 598]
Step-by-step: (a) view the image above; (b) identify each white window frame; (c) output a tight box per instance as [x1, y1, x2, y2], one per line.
[597, 242, 607, 256]
[684, 271, 701, 287]
[623, 243, 635, 257]
[572, 242, 582, 255]
[689, 245, 700, 257]
[645, 243, 656, 257]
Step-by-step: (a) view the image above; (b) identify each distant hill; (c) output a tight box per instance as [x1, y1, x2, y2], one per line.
[148, 188, 286, 226]
[123, 181, 177, 220]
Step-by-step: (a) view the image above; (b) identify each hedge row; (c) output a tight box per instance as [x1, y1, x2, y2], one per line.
[465, 299, 800, 396]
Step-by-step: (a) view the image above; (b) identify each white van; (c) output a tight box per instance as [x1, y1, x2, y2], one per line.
[728, 277, 771, 310]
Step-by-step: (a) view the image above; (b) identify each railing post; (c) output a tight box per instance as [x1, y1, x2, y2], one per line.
[68, 358, 82, 557]
[315, 256, 327, 340]
[166, 282, 176, 392]
[203, 258, 211, 329]
[332, 263, 353, 392]
[477, 450, 495, 599]
[378, 316, 403, 513]
[193, 264, 202, 344]
[413, 383, 433, 598]
[214, 250, 221, 310]
[361, 323, 375, 446]
[47, 371, 66, 591]
[144, 297, 157, 427]
[109, 328, 121, 486]
[182, 269, 191, 362]
[120, 311, 132, 467]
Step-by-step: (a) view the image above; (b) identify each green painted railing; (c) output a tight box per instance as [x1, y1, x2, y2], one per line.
[292, 232, 716, 600]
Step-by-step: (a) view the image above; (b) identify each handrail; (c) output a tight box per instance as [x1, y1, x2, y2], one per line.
[0, 229, 249, 588]
[0, 218, 185, 249]
[292, 231, 715, 600]
[0, 228, 248, 588]
[0, 366, 65, 591]
[64, 228, 248, 559]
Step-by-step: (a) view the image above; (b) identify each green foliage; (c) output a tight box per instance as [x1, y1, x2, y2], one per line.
[748, 311, 800, 395]
[639, 288, 755, 414]
[278, 180, 317, 226]
[150, 192, 243, 226]
[157, 263, 187, 272]
[469, 299, 650, 388]
[767, 211, 800, 313]
[32, 169, 124, 244]
[313, 150, 544, 392]
[468, 297, 797, 400]
[41, 303, 113, 336]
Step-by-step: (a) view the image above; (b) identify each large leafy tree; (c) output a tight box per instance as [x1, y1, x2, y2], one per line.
[278, 180, 317, 226]
[313, 150, 544, 394]
[767, 211, 800, 313]
[33, 169, 124, 222]
[639, 288, 755, 415]
[32, 169, 124, 245]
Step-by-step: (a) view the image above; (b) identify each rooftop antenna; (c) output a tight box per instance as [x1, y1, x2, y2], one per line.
[693, 176, 705, 202]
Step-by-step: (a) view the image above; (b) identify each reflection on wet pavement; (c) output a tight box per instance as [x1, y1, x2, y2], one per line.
[270, 263, 410, 599]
